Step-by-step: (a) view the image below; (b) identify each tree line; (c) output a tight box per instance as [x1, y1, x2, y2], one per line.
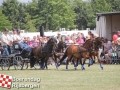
[0, 0, 120, 32]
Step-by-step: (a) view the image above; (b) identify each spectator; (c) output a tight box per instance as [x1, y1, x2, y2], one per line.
[81, 33, 86, 42]
[87, 31, 94, 40]
[110, 41, 117, 64]
[112, 32, 118, 44]
[76, 33, 84, 46]
[116, 36, 120, 59]
[65, 35, 74, 44]
[30, 36, 40, 48]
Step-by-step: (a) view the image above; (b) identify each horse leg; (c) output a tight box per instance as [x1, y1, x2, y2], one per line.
[80, 58, 86, 70]
[58, 51, 67, 67]
[45, 57, 49, 69]
[66, 59, 69, 70]
[71, 57, 75, 67]
[66, 56, 73, 70]
[53, 53, 59, 69]
[30, 56, 36, 68]
[73, 58, 79, 70]
[40, 58, 45, 70]
[79, 58, 83, 70]
[88, 57, 93, 67]
[98, 57, 103, 70]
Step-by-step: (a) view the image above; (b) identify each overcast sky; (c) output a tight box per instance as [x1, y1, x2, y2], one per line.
[0, 0, 32, 5]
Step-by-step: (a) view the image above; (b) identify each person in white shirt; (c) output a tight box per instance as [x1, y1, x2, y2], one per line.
[12, 29, 19, 43]
[1, 28, 12, 56]
[16, 30, 23, 42]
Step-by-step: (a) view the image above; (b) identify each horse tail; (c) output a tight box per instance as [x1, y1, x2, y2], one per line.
[29, 49, 36, 68]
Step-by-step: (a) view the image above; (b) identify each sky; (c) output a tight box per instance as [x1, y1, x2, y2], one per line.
[0, 0, 32, 5]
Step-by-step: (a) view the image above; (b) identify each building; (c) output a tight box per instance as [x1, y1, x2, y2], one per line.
[96, 12, 120, 40]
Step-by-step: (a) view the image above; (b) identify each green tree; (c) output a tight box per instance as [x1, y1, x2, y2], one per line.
[27, 0, 76, 31]
[0, 8, 12, 31]
[106, 0, 120, 11]
[2, 0, 32, 31]
[72, 0, 89, 29]
[91, 0, 111, 13]
[2, 0, 19, 28]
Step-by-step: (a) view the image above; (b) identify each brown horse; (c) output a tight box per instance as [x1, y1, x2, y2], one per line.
[57, 43, 90, 70]
[57, 37, 104, 70]
[30, 37, 57, 69]
[88, 37, 104, 70]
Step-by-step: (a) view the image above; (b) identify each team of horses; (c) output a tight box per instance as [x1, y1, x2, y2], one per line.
[21, 37, 104, 70]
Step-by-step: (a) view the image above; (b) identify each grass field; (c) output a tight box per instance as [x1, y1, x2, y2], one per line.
[0, 64, 120, 90]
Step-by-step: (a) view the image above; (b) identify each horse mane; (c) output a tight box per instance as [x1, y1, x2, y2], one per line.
[42, 37, 57, 53]
[94, 37, 103, 50]
[83, 39, 93, 50]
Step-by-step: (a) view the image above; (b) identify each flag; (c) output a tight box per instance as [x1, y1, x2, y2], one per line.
[0, 74, 12, 89]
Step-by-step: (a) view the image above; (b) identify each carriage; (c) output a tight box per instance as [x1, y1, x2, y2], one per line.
[0, 37, 59, 70]
[0, 42, 31, 70]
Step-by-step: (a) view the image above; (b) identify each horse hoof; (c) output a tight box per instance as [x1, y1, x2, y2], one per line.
[57, 63, 60, 67]
[101, 67, 103, 70]
[88, 64, 90, 67]
[66, 68, 68, 70]
[81, 67, 85, 70]
[74, 67, 77, 70]
[56, 67, 58, 70]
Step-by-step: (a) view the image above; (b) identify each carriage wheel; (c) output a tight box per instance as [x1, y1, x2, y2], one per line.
[1, 58, 10, 70]
[13, 56, 23, 70]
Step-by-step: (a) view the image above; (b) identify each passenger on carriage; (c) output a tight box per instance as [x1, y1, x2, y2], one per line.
[0, 40, 3, 56]
[12, 29, 23, 52]
[18, 37, 32, 52]
[12, 29, 20, 43]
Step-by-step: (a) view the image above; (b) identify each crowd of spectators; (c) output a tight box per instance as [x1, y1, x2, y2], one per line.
[0, 28, 120, 64]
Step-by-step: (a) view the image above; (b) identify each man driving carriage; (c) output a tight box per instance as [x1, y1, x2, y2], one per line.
[1, 28, 12, 56]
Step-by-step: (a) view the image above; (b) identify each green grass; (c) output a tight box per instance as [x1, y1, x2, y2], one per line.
[0, 64, 120, 90]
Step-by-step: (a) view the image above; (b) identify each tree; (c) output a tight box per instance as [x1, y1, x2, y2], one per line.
[0, 8, 12, 31]
[27, 0, 76, 31]
[86, 0, 112, 29]
[72, 0, 88, 30]
[2, 0, 19, 28]
[91, 0, 111, 13]
[2, 0, 32, 31]
[106, 0, 120, 11]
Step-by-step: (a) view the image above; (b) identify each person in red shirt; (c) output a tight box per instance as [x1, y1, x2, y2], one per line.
[112, 32, 118, 44]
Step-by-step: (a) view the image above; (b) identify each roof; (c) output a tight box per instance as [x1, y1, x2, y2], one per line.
[96, 12, 120, 16]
